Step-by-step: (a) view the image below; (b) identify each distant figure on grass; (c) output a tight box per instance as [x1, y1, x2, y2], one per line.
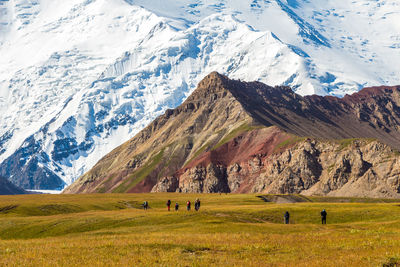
[284, 211, 290, 224]
[194, 198, 201, 211]
[175, 202, 179, 211]
[166, 199, 171, 211]
[187, 200, 191, 211]
[143, 201, 149, 210]
[321, 209, 327, 224]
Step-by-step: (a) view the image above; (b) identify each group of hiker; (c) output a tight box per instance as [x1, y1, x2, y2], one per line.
[284, 209, 328, 224]
[143, 199, 201, 211]
[143, 199, 328, 225]
[168, 198, 201, 211]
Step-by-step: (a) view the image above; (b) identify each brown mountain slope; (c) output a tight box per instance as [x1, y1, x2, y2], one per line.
[64, 72, 400, 197]
[64, 72, 263, 193]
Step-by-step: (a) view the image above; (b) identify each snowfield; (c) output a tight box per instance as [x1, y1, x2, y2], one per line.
[0, 0, 399, 189]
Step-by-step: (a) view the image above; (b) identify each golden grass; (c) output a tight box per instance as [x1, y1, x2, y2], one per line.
[1, 193, 400, 266]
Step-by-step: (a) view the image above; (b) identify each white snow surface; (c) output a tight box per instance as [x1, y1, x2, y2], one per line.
[0, 0, 399, 188]
[26, 189, 62, 194]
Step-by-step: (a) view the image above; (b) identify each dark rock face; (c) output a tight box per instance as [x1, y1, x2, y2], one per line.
[0, 136, 65, 190]
[0, 176, 26, 195]
[52, 138, 80, 161]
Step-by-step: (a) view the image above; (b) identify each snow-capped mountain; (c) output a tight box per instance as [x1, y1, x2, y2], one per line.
[0, 0, 399, 190]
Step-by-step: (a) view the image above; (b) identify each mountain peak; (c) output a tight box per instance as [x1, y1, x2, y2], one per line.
[187, 71, 230, 100]
[199, 71, 227, 83]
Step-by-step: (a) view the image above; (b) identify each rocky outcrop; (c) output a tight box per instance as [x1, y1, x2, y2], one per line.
[152, 138, 400, 198]
[151, 176, 179, 192]
[176, 163, 230, 193]
[251, 139, 390, 197]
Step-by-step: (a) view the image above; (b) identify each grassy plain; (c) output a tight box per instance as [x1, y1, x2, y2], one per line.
[0, 193, 400, 266]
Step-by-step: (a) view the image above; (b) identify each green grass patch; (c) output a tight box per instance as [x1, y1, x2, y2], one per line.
[274, 136, 305, 152]
[97, 173, 119, 193]
[337, 138, 357, 151]
[335, 138, 376, 151]
[184, 140, 213, 167]
[327, 163, 335, 172]
[213, 123, 265, 150]
[112, 148, 165, 193]
[154, 142, 181, 177]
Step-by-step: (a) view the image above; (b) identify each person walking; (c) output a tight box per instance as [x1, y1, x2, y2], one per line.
[175, 202, 179, 211]
[194, 198, 201, 211]
[143, 201, 148, 210]
[321, 209, 327, 224]
[166, 199, 171, 211]
[284, 211, 290, 224]
[187, 200, 191, 211]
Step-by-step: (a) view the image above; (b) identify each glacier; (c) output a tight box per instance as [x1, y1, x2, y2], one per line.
[0, 0, 399, 189]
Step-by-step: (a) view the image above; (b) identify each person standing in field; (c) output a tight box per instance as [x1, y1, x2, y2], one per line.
[166, 199, 171, 211]
[284, 211, 290, 224]
[143, 201, 148, 210]
[321, 209, 327, 224]
[175, 202, 179, 211]
[194, 198, 201, 211]
[187, 200, 191, 211]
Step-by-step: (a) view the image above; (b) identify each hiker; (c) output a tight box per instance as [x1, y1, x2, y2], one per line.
[321, 209, 327, 224]
[166, 199, 171, 211]
[194, 198, 201, 211]
[175, 202, 179, 211]
[187, 200, 191, 211]
[143, 201, 149, 210]
[284, 211, 290, 224]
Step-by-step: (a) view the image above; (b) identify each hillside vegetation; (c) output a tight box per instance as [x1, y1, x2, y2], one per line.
[0, 193, 400, 266]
